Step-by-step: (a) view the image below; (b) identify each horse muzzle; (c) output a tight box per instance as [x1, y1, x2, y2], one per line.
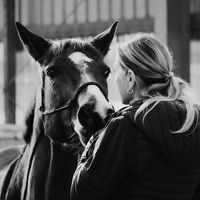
[78, 103, 114, 129]
[76, 102, 114, 144]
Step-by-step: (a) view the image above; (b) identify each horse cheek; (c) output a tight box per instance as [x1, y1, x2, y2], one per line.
[44, 115, 66, 142]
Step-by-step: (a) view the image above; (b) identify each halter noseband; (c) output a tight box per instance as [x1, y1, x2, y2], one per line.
[39, 71, 108, 116]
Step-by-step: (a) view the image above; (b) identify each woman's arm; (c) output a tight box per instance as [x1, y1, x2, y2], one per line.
[70, 115, 137, 200]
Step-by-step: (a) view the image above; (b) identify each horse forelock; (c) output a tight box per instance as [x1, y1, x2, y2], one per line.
[40, 38, 102, 67]
[68, 52, 93, 67]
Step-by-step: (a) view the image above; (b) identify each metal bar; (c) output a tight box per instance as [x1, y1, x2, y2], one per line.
[97, 0, 100, 22]
[28, 0, 34, 25]
[191, 13, 200, 39]
[108, 0, 112, 21]
[15, 0, 20, 21]
[133, 0, 136, 18]
[18, 0, 22, 22]
[51, 0, 54, 25]
[63, 0, 66, 24]
[121, 0, 124, 20]
[74, 0, 78, 24]
[40, 0, 43, 25]
[167, 0, 190, 82]
[145, 0, 149, 17]
[3, 0, 16, 123]
[85, 0, 89, 22]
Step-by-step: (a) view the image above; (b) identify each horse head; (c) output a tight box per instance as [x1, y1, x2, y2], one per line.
[0, 22, 118, 200]
[16, 22, 118, 146]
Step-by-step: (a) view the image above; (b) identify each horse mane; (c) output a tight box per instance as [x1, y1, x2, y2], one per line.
[22, 93, 36, 143]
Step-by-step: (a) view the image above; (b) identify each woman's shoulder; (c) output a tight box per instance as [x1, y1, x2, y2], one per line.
[110, 101, 142, 123]
[102, 105, 140, 136]
[108, 100, 200, 133]
[131, 100, 200, 132]
[108, 105, 136, 124]
[130, 99, 200, 117]
[150, 100, 200, 117]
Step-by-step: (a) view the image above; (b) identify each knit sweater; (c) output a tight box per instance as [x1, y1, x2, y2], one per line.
[71, 100, 200, 200]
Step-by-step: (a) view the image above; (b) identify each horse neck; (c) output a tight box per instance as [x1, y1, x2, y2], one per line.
[43, 112, 82, 200]
[45, 141, 79, 200]
[0, 113, 49, 200]
[20, 113, 50, 200]
[21, 91, 81, 200]
[28, 112, 80, 200]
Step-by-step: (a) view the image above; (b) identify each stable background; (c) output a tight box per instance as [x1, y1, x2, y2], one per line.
[0, 0, 200, 149]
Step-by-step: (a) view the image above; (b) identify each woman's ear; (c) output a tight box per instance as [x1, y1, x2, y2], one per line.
[127, 69, 135, 88]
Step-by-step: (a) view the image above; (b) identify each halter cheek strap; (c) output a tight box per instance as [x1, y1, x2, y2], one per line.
[39, 71, 45, 113]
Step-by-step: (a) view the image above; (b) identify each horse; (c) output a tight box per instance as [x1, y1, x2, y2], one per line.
[0, 21, 118, 200]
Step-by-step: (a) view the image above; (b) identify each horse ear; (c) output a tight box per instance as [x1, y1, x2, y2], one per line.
[91, 21, 118, 56]
[15, 22, 51, 63]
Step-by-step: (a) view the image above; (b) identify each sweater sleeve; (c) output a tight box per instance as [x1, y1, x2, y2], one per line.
[70, 115, 136, 200]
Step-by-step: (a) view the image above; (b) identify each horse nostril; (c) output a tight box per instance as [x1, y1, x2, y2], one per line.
[104, 106, 115, 123]
[107, 107, 115, 116]
[78, 104, 94, 127]
[78, 104, 115, 129]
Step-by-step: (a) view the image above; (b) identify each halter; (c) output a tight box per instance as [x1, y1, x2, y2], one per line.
[39, 71, 108, 117]
[38, 70, 108, 146]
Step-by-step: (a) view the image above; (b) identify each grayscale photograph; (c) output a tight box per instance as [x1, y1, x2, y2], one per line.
[0, 0, 200, 199]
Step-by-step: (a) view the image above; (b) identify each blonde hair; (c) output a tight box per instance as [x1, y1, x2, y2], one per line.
[117, 32, 199, 134]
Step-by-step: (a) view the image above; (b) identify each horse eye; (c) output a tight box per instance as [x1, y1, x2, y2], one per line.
[103, 69, 110, 78]
[46, 70, 57, 78]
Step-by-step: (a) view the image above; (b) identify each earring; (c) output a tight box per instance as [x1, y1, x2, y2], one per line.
[127, 88, 133, 94]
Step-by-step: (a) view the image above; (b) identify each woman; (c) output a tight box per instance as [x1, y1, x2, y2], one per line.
[70, 33, 200, 200]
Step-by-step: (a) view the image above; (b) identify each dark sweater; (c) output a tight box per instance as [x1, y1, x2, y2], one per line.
[71, 100, 200, 200]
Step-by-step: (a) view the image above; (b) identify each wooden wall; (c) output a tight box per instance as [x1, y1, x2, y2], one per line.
[17, 0, 151, 25]
[0, 0, 3, 40]
[0, 0, 199, 40]
[191, 0, 200, 39]
[0, 0, 154, 39]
